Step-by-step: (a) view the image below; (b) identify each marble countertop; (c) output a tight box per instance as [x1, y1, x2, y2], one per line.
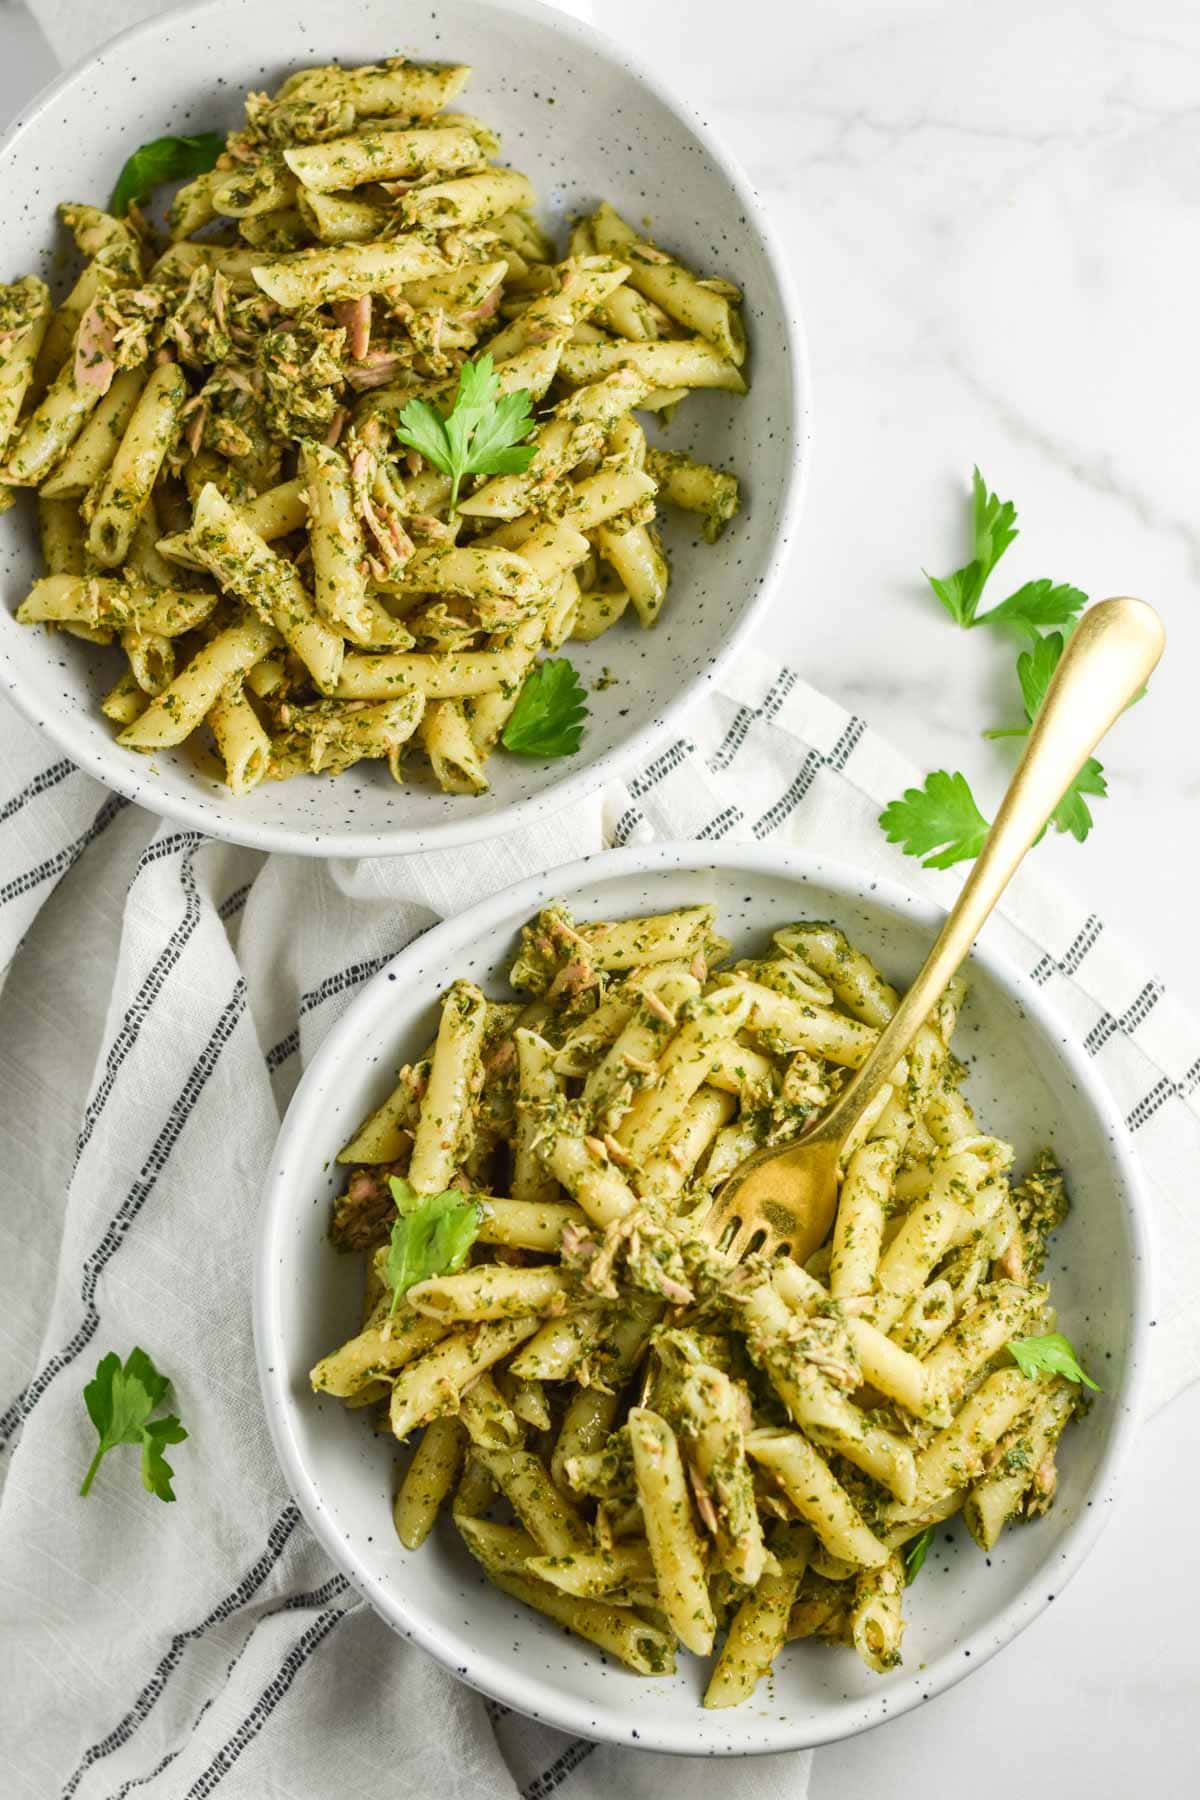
[3, 0, 1198, 1790]
[606, 0, 1200, 1015]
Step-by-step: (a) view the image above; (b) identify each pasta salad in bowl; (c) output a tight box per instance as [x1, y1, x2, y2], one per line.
[256, 846, 1149, 1752]
[0, 0, 806, 855]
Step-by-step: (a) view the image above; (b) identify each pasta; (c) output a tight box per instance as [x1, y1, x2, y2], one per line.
[312, 903, 1090, 1704]
[2, 57, 746, 799]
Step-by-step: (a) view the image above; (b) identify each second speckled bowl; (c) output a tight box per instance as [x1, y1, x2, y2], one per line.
[255, 843, 1149, 1752]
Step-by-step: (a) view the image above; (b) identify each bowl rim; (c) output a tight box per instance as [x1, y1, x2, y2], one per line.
[0, 0, 812, 859]
[254, 840, 1153, 1755]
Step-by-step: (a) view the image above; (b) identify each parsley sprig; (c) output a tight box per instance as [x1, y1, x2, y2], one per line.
[383, 1177, 484, 1314]
[881, 468, 1141, 865]
[985, 632, 1109, 841]
[394, 353, 537, 516]
[880, 770, 990, 871]
[502, 658, 589, 758]
[924, 467, 1085, 639]
[902, 1524, 936, 1584]
[1007, 1330, 1101, 1391]
[924, 467, 1018, 628]
[111, 132, 224, 217]
[80, 1347, 188, 1501]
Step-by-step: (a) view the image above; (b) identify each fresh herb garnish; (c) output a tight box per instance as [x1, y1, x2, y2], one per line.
[111, 132, 225, 217]
[924, 468, 1085, 639]
[80, 1347, 188, 1501]
[903, 1524, 936, 1584]
[983, 631, 1109, 842]
[394, 352, 537, 516]
[972, 579, 1087, 641]
[383, 1176, 483, 1313]
[1007, 1330, 1101, 1391]
[881, 469, 1134, 864]
[924, 466, 1019, 627]
[501, 658, 589, 758]
[879, 769, 990, 870]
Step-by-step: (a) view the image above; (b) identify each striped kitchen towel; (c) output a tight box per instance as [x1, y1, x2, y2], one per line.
[1, 649, 1198, 1800]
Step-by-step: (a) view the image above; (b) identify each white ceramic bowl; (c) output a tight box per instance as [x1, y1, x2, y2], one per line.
[0, 0, 808, 857]
[255, 844, 1150, 1754]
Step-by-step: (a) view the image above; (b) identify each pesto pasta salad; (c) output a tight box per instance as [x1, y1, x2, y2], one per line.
[0, 58, 745, 796]
[311, 903, 1095, 1706]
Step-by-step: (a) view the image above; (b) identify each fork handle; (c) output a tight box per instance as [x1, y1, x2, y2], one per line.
[817, 596, 1165, 1145]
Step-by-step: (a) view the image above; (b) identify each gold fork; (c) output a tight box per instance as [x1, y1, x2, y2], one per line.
[699, 595, 1165, 1265]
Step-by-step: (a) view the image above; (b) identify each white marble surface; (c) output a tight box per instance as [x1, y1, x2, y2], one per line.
[601, 0, 1200, 1012]
[3, 0, 1199, 1789]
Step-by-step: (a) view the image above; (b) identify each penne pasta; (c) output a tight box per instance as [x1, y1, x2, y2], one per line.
[4, 53, 752, 801]
[312, 898, 1091, 1700]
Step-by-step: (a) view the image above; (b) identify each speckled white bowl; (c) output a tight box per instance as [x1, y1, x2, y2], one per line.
[255, 844, 1150, 1754]
[0, 0, 808, 856]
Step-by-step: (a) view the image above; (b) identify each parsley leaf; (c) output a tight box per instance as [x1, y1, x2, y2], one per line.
[988, 631, 1109, 843]
[1007, 1331, 1101, 1391]
[1015, 631, 1062, 719]
[902, 1524, 936, 1584]
[974, 578, 1087, 640]
[395, 353, 537, 514]
[501, 658, 589, 758]
[111, 132, 224, 217]
[1049, 757, 1108, 843]
[80, 1347, 188, 1500]
[879, 769, 991, 869]
[142, 1416, 190, 1501]
[391, 395, 453, 473]
[924, 467, 1018, 626]
[384, 1177, 482, 1313]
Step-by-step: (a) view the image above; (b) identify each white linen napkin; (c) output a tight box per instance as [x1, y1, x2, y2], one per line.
[3, 647, 1200, 1800]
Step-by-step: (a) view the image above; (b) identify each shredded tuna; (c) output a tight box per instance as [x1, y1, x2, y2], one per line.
[547, 956, 599, 1003]
[73, 301, 117, 394]
[687, 1460, 720, 1535]
[602, 1133, 635, 1168]
[408, 513, 457, 544]
[211, 270, 229, 337]
[461, 282, 503, 326]
[183, 401, 207, 457]
[653, 1270, 696, 1306]
[401, 1061, 428, 1102]
[219, 363, 261, 396]
[483, 1036, 517, 1077]
[330, 1159, 409, 1251]
[323, 405, 350, 447]
[994, 1236, 1026, 1283]
[333, 294, 371, 362]
[345, 353, 409, 392]
[351, 446, 414, 571]
[643, 990, 677, 1028]
[560, 1221, 596, 1261]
